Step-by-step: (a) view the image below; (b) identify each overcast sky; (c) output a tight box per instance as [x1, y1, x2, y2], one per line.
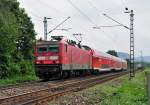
[19, 0, 150, 56]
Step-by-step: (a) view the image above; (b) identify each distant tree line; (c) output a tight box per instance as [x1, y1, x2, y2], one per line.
[107, 50, 118, 57]
[0, 0, 36, 78]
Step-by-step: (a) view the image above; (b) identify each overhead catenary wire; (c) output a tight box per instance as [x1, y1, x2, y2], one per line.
[93, 25, 122, 29]
[87, 0, 104, 16]
[93, 0, 135, 79]
[63, 21, 109, 50]
[103, 13, 129, 29]
[86, 0, 126, 50]
[67, 0, 97, 27]
[29, 0, 122, 51]
[67, 0, 119, 50]
[26, 10, 43, 21]
[86, 1, 129, 34]
[30, 14, 42, 20]
[87, 0, 127, 28]
[87, 0, 122, 16]
[32, 0, 70, 33]
[38, 0, 67, 16]
[36, 0, 118, 47]
[87, 0, 128, 28]
[48, 16, 71, 34]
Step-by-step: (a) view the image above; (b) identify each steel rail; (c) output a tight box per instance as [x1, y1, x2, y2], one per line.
[20, 71, 128, 105]
[0, 71, 129, 105]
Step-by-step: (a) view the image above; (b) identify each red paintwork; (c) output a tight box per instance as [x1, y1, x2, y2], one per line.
[34, 41, 60, 65]
[91, 49, 127, 70]
[34, 39, 92, 69]
[61, 43, 91, 66]
[34, 38, 127, 71]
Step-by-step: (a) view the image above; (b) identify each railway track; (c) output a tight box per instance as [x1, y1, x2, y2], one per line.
[0, 70, 129, 105]
[0, 80, 42, 91]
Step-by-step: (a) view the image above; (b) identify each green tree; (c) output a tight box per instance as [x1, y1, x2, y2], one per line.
[0, 1, 18, 78]
[107, 50, 118, 57]
[0, 0, 36, 78]
[9, 0, 36, 59]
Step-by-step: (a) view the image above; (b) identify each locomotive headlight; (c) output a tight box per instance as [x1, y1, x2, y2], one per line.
[37, 56, 46, 60]
[50, 56, 59, 60]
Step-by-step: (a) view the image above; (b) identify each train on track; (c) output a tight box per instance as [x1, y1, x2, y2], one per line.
[34, 36, 127, 80]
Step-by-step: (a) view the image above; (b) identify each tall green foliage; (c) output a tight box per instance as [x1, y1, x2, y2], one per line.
[0, 0, 36, 78]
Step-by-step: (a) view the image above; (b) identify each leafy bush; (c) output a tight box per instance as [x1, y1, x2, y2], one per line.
[0, 0, 36, 79]
[19, 60, 34, 75]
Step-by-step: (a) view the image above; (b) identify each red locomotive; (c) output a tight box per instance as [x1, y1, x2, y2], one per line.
[34, 36, 127, 80]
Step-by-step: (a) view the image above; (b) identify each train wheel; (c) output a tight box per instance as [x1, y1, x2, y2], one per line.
[75, 70, 80, 77]
[58, 71, 67, 79]
[66, 71, 71, 78]
[57, 71, 63, 79]
[63, 71, 71, 79]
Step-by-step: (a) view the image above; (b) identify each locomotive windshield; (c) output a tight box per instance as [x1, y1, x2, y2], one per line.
[48, 45, 58, 52]
[38, 46, 47, 52]
[37, 44, 58, 53]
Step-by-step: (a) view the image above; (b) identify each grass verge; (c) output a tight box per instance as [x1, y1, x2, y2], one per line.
[49, 68, 149, 105]
[0, 74, 38, 86]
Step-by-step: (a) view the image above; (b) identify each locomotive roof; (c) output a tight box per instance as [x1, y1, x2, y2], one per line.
[36, 38, 92, 52]
[82, 45, 91, 51]
[36, 40, 58, 45]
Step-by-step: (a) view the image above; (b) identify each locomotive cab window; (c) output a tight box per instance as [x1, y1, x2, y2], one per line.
[37, 45, 58, 53]
[38, 46, 47, 52]
[48, 45, 58, 53]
